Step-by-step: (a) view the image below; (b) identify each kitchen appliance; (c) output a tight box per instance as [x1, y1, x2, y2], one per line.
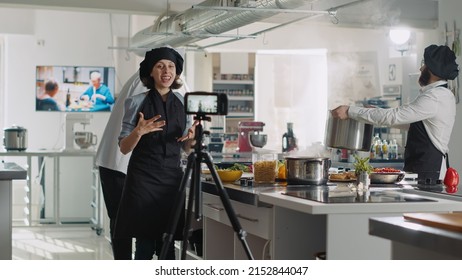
[237, 121, 265, 152]
[63, 113, 93, 150]
[285, 157, 331, 185]
[3, 125, 28, 151]
[283, 186, 437, 204]
[282, 122, 297, 152]
[74, 131, 98, 149]
[325, 114, 373, 151]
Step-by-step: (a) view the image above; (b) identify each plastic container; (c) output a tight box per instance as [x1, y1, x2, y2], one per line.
[252, 152, 278, 183]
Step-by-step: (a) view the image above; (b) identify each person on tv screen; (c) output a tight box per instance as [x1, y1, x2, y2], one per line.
[36, 78, 61, 111]
[80, 71, 115, 111]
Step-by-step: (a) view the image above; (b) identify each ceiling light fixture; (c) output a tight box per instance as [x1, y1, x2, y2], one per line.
[389, 29, 411, 45]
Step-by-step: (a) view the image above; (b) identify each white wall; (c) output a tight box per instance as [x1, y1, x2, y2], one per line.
[440, 0, 462, 177]
[0, 9, 142, 151]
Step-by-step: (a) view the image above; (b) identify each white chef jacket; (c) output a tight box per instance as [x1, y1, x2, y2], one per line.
[348, 80, 456, 157]
[95, 72, 147, 174]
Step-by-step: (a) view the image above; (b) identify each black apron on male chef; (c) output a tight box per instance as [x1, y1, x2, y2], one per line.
[114, 89, 186, 241]
[403, 120, 443, 184]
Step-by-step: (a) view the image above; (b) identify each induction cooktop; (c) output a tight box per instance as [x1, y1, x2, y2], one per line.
[283, 186, 437, 204]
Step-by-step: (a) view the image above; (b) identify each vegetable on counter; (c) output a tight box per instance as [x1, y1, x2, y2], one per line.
[444, 167, 459, 189]
[215, 163, 251, 172]
[373, 167, 401, 173]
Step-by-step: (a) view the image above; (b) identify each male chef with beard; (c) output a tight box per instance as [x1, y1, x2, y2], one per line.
[331, 44, 459, 184]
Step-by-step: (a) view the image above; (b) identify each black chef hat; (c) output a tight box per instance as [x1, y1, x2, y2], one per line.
[139, 47, 184, 81]
[424, 44, 459, 80]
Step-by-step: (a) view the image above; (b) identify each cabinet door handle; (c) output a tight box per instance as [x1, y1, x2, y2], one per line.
[236, 214, 258, 223]
[205, 203, 224, 211]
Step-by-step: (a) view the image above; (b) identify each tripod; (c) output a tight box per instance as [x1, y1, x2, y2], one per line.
[159, 114, 254, 260]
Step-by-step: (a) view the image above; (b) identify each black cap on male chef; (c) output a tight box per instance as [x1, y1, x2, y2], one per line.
[423, 44, 459, 80]
[139, 47, 184, 89]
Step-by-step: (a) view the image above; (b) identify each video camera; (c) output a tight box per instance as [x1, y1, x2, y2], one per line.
[184, 91, 228, 116]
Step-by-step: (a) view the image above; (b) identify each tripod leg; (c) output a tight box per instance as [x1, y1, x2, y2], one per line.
[159, 152, 196, 260]
[181, 165, 200, 260]
[202, 152, 254, 260]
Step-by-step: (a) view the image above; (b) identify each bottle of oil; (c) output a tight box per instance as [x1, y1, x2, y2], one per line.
[282, 122, 297, 152]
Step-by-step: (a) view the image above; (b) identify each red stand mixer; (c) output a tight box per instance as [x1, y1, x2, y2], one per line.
[237, 121, 266, 152]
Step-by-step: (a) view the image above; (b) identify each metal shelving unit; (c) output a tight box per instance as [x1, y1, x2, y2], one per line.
[0, 150, 103, 235]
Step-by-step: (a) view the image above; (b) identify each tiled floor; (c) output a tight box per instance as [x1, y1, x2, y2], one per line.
[12, 226, 114, 260]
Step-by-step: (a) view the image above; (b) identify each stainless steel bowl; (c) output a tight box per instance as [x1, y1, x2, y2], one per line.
[249, 134, 267, 148]
[370, 172, 405, 184]
[74, 131, 97, 149]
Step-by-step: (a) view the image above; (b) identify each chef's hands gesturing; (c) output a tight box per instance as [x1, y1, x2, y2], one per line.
[177, 120, 200, 142]
[135, 112, 165, 137]
[331, 105, 350, 120]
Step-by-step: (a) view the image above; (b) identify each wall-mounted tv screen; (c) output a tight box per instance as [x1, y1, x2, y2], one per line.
[36, 65, 116, 112]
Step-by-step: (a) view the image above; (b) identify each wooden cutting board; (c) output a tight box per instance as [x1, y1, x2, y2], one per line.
[403, 213, 462, 233]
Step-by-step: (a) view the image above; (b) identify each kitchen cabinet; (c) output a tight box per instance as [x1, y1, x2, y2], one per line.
[202, 192, 272, 259]
[201, 188, 326, 260]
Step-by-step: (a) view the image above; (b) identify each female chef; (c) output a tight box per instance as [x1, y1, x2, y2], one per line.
[114, 47, 196, 260]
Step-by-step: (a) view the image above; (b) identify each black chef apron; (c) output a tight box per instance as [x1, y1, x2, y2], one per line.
[403, 121, 443, 184]
[114, 89, 186, 240]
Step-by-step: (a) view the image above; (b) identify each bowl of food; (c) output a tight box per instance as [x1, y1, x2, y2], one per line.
[217, 170, 243, 182]
[370, 168, 404, 184]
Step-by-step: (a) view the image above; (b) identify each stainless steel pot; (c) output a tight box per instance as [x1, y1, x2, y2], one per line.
[285, 157, 331, 185]
[3, 125, 28, 151]
[325, 114, 374, 151]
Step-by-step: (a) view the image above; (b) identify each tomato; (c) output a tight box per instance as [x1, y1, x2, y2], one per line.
[373, 167, 401, 173]
[444, 167, 459, 188]
[445, 185, 458, 194]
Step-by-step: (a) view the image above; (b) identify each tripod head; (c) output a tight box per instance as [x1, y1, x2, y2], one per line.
[191, 114, 212, 153]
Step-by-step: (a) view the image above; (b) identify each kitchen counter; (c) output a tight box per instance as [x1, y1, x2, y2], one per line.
[201, 179, 462, 259]
[0, 162, 27, 260]
[369, 216, 462, 259]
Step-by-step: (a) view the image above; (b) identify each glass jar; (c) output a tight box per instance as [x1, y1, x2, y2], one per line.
[252, 153, 278, 183]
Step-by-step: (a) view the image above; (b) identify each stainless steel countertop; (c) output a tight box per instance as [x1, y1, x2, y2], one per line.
[201, 180, 285, 207]
[0, 162, 27, 180]
[369, 216, 462, 259]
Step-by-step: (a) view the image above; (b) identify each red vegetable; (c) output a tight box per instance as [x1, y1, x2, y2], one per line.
[444, 167, 459, 188]
[445, 185, 458, 194]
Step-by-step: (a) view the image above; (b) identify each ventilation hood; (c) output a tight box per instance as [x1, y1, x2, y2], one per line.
[126, 0, 438, 51]
[129, 0, 339, 50]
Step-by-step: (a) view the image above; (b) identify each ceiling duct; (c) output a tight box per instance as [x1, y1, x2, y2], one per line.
[130, 0, 317, 50]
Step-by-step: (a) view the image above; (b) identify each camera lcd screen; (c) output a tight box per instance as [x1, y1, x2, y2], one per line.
[186, 94, 219, 114]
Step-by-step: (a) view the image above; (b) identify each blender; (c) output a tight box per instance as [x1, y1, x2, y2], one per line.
[237, 121, 266, 152]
